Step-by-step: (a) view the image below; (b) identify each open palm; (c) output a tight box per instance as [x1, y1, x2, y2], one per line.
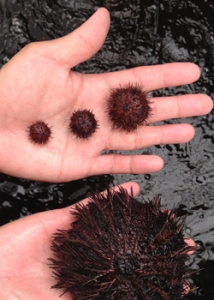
[0, 182, 139, 300]
[0, 8, 212, 182]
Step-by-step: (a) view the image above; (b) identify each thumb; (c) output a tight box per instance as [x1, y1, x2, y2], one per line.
[49, 8, 110, 68]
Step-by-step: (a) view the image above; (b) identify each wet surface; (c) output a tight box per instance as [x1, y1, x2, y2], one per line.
[0, 0, 214, 298]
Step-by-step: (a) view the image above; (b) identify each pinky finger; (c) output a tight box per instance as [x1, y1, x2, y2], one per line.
[90, 154, 164, 176]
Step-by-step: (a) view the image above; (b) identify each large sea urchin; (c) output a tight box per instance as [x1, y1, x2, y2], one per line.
[107, 84, 152, 132]
[69, 109, 98, 139]
[49, 187, 195, 300]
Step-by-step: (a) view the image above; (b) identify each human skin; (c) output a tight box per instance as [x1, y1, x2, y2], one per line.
[0, 8, 212, 182]
[0, 182, 194, 300]
[0, 183, 138, 300]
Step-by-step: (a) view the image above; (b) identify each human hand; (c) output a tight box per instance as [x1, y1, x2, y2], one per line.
[0, 182, 138, 300]
[0, 8, 212, 182]
[0, 182, 195, 299]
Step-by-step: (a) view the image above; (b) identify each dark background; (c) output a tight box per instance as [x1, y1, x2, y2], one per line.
[0, 0, 214, 298]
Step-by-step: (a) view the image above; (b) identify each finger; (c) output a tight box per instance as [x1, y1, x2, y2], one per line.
[49, 8, 110, 68]
[106, 123, 195, 150]
[184, 238, 195, 247]
[97, 181, 140, 200]
[54, 181, 140, 226]
[103, 62, 201, 91]
[148, 93, 213, 123]
[185, 238, 196, 255]
[88, 154, 164, 176]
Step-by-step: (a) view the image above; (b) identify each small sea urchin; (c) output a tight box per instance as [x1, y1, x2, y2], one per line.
[107, 84, 152, 132]
[28, 121, 52, 144]
[49, 187, 195, 300]
[69, 109, 98, 139]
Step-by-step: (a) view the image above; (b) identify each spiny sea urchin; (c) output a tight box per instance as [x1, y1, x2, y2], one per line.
[69, 109, 98, 139]
[49, 187, 195, 300]
[28, 121, 52, 144]
[107, 83, 152, 132]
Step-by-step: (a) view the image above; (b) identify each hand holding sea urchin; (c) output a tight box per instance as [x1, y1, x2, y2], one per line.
[49, 187, 196, 300]
[107, 83, 152, 132]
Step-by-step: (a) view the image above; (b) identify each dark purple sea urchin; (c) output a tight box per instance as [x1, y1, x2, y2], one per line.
[69, 109, 98, 139]
[49, 187, 195, 300]
[107, 84, 152, 132]
[28, 121, 52, 144]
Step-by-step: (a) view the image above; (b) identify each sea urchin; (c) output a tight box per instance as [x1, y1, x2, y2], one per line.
[107, 83, 152, 132]
[69, 109, 98, 139]
[28, 121, 52, 144]
[49, 187, 195, 300]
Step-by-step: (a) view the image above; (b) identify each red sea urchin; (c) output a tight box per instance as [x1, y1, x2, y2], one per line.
[107, 83, 152, 132]
[49, 187, 196, 300]
[28, 121, 52, 144]
[69, 109, 98, 139]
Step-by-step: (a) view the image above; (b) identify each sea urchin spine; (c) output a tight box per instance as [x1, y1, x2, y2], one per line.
[49, 186, 196, 300]
[28, 121, 52, 144]
[107, 83, 152, 132]
[69, 109, 98, 139]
